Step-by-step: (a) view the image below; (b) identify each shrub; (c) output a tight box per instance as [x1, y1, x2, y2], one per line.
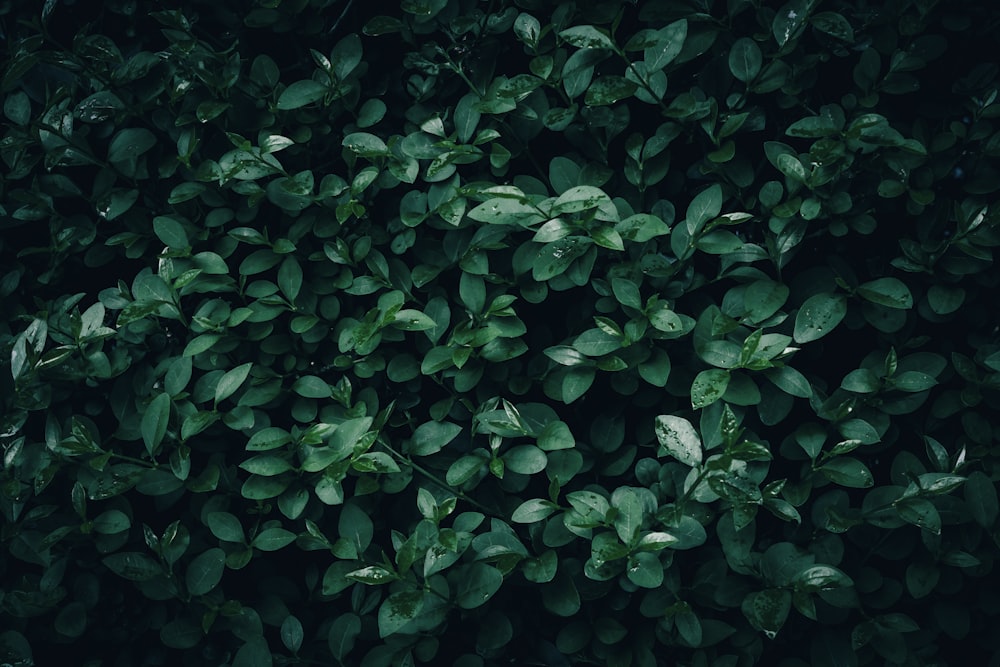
[2, 1, 1000, 665]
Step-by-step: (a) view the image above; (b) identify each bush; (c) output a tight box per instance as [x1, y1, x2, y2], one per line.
[2, 1, 1000, 665]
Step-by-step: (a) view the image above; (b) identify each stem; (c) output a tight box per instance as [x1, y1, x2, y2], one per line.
[377, 437, 499, 515]
[675, 466, 712, 509]
[108, 451, 158, 468]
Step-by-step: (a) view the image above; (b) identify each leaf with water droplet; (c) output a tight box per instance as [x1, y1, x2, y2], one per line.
[75, 91, 125, 123]
[654, 415, 702, 466]
[857, 277, 913, 310]
[108, 127, 157, 162]
[533, 236, 593, 281]
[378, 590, 424, 637]
[742, 588, 792, 638]
[456, 563, 504, 609]
[468, 197, 545, 226]
[793, 292, 846, 343]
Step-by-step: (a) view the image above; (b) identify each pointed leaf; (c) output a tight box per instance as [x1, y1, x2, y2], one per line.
[654, 415, 702, 466]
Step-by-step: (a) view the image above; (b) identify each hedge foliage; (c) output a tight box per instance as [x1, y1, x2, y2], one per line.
[2, 0, 1000, 665]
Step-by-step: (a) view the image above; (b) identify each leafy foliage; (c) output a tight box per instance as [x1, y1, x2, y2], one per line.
[2, 0, 1000, 665]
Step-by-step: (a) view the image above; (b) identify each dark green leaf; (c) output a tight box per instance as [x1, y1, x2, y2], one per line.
[108, 128, 157, 162]
[559, 25, 616, 50]
[644, 20, 688, 72]
[857, 278, 913, 309]
[141, 393, 171, 456]
[691, 369, 730, 409]
[277, 80, 328, 110]
[741, 588, 792, 639]
[456, 563, 504, 609]
[102, 552, 162, 581]
[512, 498, 558, 523]
[410, 420, 462, 456]
[216, 362, 253, 404]
[378, 590, 424, 637]
[793, 293, 847, 343]
[585, 76, 638, 106]
[654, 415, 702, 466]
[820, 457, 874, 488]
[186, 548, 226, 595]
[729, 38, 762, 83]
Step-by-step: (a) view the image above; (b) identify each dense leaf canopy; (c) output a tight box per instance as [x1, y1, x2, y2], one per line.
[2, 0, 1000, 665]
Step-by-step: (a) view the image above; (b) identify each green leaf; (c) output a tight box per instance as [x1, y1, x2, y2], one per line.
[561, 366, 595, 403]
[691, 369, 730, 409]
[280, 615, 303, 654]
[410, 420, 462, 456]
[819, 457, 874, 488]
[215, 362, 253, 404]
[538, 421, 575, 451]
[468, 197, 545, 226]
[207, 511, 246, 543]
[247, 427, 292, 451]
[343, 131, 389, 157]
[186, 548, 226, 596]
[742, 588, 792, 639]
[895, 498, 941, 534]
[456, 563, 504, 609]
[654, 415, 702, 466]
[292, 375, 331, 399]
[277, 256, 303, 301]
[638, 348, 671, 386]
[585, 76, 638, 106]
[612, 487, 647, 544]
[644, 20, 688, 72]
[153, 216, 189, 249]
[744, 280, 790, 323]
[252, 527, 297, 551]
[328, 613, 362, 661]
[559, 25, 616, 50]
[503, 445, 547, 474]
[765, 366, 813, 398]
[93, 509, 131, 534]
[160, 618, 202, 649]
[857, 277, 913, 309]
[811, 11, 854, 41]
[392, 309, 437, 331]
[233, 636, 272, 667]
[5, 91, 32, 125]
[141, 393, 171, 456]
[346, 565, 397, 584]
[793, 564, 853, 591]
[772, 0, 816, 48]
[573, 328, 622, 356]
[277, 80, 328, 110]
[512, 498, 558, 523]
[523, 550, 558, 583]
[102, 552, 162, 581]
[446, 454, 487, 485]
[108, 127, 157, 162]
[729, 37, 762, 83]
[626, 552, 663, 588]
[647, 302, 683, 333]
[531, 236, 593, 282]
[786, 116, 839, 138]
[686, 184, 723, 235]
[793, 293, 847, 343]
[891, 371, 937, 392]
[926, 285, 965, 315]
[675, 607, 702, 646]
[241, 475, 291, 500]
[378, 590, 424, 637]
[965, 471, 999, 528]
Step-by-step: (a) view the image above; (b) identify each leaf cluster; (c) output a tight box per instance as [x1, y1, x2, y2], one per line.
[2, 0, 1000, 666]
